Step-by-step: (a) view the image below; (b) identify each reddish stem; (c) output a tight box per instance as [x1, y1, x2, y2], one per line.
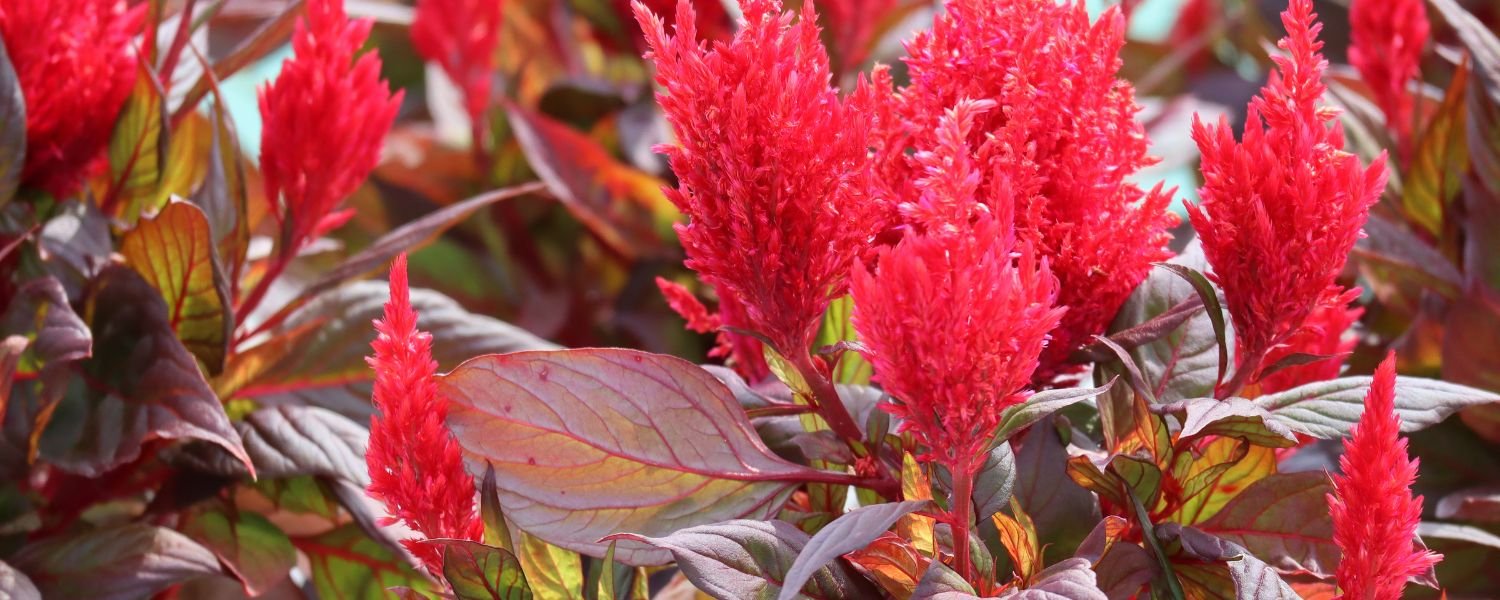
[788, 348, 866, 444]
[949, 454, 976, 581]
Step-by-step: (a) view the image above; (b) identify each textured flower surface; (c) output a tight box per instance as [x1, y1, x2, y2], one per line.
[1327, 353, 1441, 600]
[260, 0, 402, 252]
[0, 0, 142, 197]
[1349, 0, 1427, 152]
[876, 0, 1175, 383]
[853, 101, 1064, 464]
[411, 0, 503, 124]
[1258, 291, 1362, 394]
[1188, 0, 1385, 375]
[366, 254, 483, 573]
[635, 0, 881, 355]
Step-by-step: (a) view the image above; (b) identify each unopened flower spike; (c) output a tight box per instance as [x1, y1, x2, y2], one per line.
[1328, 353, 1441, 599]
[366, 254, 484, 574]
[1188, 0, 1384, 386]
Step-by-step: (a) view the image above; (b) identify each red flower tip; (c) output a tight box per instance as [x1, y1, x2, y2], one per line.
[1348, 0, 1427, 153]
[853, 101, 1065, 464]
[636, 0, 882, 356]
[877, 0, 1177, 384]
[1328, 353, 1442, 600]
[259, 0, 403, 253]
[1188, 0, 1385, 373]
[411, 0, 502, 124]
[366, 254, 483, 573]
[0, 0, 143, 198]
[655, 277, 771, 382]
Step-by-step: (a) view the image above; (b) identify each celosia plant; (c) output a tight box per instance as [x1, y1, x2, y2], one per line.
[5, 0, 1500, 597]
[1348, 0, 1428, 157]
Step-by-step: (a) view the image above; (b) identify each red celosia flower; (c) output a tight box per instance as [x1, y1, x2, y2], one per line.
[1348, 0, 1428, 156]
[259, 0, 402, 253]
[635, 0, 882, 356]
[411, 0, 503, 127]
[1258, 290, 1362, 394]
[875, 0, 1176, 383]
[655, 277, 771, 381]
[1327, 353, 1441, 600]
[0, 0, 142, 198]
[367, 254, 484, 573]
[853, 101, 1065, 465]
[1188, 0, 1385, 379]
[613, 0, 732, 51]
[819, 0, 898, 76]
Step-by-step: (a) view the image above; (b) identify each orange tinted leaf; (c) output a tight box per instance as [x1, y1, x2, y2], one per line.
[845, 533, 928, 600]
[121, 200, 231, 374]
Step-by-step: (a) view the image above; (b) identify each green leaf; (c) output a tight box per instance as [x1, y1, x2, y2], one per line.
[1108, 241, 1222, 404]
[1159, 397, 1298, 448]
[429, 539, 533, 600]
[0, 39, 25, 207]
[816, 295, 872, 384]
[973, 442, 1017, 523]
[301, 524, 429, 600]
[179, 502, 296, 596]
[107, 71, 170, 222]
[1196, 472, 1336, 577]
[40, 266, 250, 477]
[1403, 55, 1470, 239]
[1253, 375, 1500, 439]
[121, 200, 232, 375]
[441, 349, 840, 565]
[992, 379, 1115, 443]
[11, 524, 221, 600]
[776, 501, 929, 600]
[516, 533, 583, 600]
[611, 519, 874, 600]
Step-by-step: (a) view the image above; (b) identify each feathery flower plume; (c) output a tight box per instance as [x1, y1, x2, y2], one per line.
[613, 0, 732, 51]
[259, 0, 402, 254]
[1327, 353, 1441, 599]
[853, 100, 1064, 466]
[411, 0, 503, 130]
[1188, 0, 1385, 382]
[1258, 293, 1362, 394]
[655, 278, 770, 381]
[878, 0, 1176, 383]
[1349, 0, 1428, 155]
[367, 254, 484, 574]
[635, 0, 881, 356]
[0, 0, 142, 198]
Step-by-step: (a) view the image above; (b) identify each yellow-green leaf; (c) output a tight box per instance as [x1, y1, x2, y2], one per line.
[1403, 57, 1470, 240]
[121, 200, 231, 374]
[816, 295, 872, 384]
[108, 72, 169, 222]
[517, 533, 582, 600]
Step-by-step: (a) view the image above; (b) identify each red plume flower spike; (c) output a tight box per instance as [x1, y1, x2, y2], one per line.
[259, 0, 403, 254]
[411, 0, 503, 131]
[635, 0, 881, 356]
[1327, 353, 1442, 600]
[367, 254, 484, 574]
[1348, 0, 1428, 156]
[878, 0, 1176, 383]
[655, 278, 770, 381]
[0, 0, 143, 198]
[1188, 0, 1384, 381]
[853, 100, 1065, 466]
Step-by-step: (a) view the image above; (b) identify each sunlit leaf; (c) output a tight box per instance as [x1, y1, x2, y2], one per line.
[1254, 375, 1500, 439]
[776, 501, 928, 600]
[107, 71, 170, 222]
[121, 200, 232, 374]
[429, 539, 533, 600]
[300, 524, 429, 600]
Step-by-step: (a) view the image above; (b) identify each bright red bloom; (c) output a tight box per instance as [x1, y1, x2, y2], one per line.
[0, 0, 142, 198]
[852, 101, 1065, 465]
[1258, 290, 1362, 394]
[411, 0, 503, 126]
[367, 254, 484, 573]
[1349, 0, 1428, 154]
[875, 0, 1176, 383]
[1327, 353, 1441, 600]
[655, 277, 771, 381]
[259, 0, 402, 252]
[636, 0, 881, 355]
[1188, 0, 1385, 376]
[613, 0, 732, 51]
[819, 0, 898, 75]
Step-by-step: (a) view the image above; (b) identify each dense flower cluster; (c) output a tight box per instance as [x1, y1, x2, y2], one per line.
[0, 0, 142, 198]
[366, 255, 484, 573]
[1188, 0, 1384, 379]
[411, 0, 503, 126]
[852, 101, 1064, 465]
[259, 0, 402, 253]
[635, 0, 882, 356]
[1328, 354, 1442, 599]
[870, 0, 1176, 383]
[1349, 0, 1428, 154]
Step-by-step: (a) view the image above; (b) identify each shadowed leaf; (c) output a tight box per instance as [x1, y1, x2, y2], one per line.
[179, 502, 296, 596]
[12, 524, 221, 600]
[776, 501, 928, 600]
